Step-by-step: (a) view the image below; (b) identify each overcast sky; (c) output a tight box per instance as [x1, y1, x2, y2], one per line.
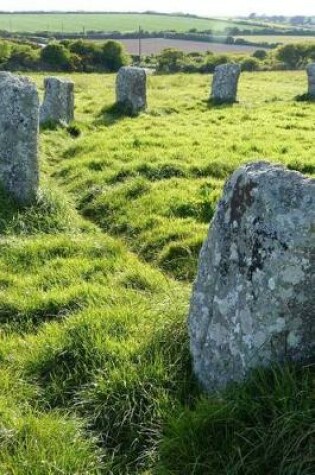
[1, 1, 314, 16]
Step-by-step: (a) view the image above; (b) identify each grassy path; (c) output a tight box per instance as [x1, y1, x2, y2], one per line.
[0, 71, 313, 474]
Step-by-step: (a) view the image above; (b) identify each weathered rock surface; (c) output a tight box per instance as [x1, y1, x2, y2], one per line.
[0, 72, 39, 204]
[306, 63, 315, 98]
[189, 162, 315, 393]
[211, 63, 241, 104]
[116, 67, 147, 115]
[40, 77, 74, 125]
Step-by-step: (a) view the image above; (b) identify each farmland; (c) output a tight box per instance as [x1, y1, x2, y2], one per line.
[0, 70, 314, 474]
[108, 38, 266, 55]
[0, 12, 255, 33]
[237, 34, 315, 45]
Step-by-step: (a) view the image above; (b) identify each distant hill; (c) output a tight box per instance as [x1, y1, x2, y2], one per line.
[0, 11, 267, 34]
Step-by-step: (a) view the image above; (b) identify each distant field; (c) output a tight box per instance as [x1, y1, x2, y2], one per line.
[0, 12, 263, 33]
[238, 35, 315, 45]
[112, 38, 266, 55]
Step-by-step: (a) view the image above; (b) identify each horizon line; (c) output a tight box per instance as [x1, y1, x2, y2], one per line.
[0, 10, 311, 18]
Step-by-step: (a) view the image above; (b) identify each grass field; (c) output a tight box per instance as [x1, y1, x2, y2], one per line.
[238, 35, 315, 45]
[236, 35, 315, 44]
[0, 71, 314, 474]
[0, 12, 262, 34]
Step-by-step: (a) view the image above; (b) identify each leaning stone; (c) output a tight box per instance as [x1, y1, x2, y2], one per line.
[0, 72, 39, 204]
[189, 162, 315, 393]
[306, 63, 315, 98]
[40, 76, 74, 125]
[211, 63, 241, 104]
[116, 67, 147, 115]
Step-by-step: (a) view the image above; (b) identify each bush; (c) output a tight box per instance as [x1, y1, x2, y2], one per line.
[253, 49, 268, 60]
[101, 40, 130, 72]
[40, 43, 72, 70]
[8, 47, 39, 70]
[68, 40, 101, 69]
[41, 39, 130, 72]
[241, 57, 260, 72]
[157, 48, 185, 73]
[0, 41, 11, 63]
[276, 42, 315, 68]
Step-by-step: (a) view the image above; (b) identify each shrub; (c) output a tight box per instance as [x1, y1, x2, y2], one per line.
[157, 48, 185, 73]
[8, 47, 39, 70]
[241, 57, 260, 72]
[101, 40, 130, 72]
[253, 49, 268, 60]
[0, 41, 11, 63]
[276, 42, 315, 69]
[68, 40, 101, 69]
[40, 43, 72, 70]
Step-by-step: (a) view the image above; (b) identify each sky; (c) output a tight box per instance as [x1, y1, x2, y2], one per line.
[0, 0, 314, 17]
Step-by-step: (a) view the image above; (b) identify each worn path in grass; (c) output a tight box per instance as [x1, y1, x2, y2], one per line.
[0, 71, 313, 474]
[37, 71, 315, 280]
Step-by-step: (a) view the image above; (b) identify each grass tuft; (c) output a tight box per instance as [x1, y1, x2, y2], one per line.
[0, 71, 314, 473]
[158, 363, 314, 475]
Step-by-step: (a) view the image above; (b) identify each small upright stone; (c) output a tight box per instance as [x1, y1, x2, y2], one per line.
[0, 72, 39, 204]
[306, 63, 315, 98]
[116, 67, 147, 115]
[211, 63, 241, 104]
[189, 162, 314, 393]
[40, 77, 74, 125]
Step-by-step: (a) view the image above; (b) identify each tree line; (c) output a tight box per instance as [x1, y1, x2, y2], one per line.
[0, 39, 130, 72]
[0, 38, 315, 73]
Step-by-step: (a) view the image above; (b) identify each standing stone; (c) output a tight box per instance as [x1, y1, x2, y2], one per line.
[211, 63, 241, 104]
[40, 77, 74, 125]
[189, 162, 314, 393]
[306, 63, 315, 98]
[0, 72, 39, 204]
[116, 67, 147, 115]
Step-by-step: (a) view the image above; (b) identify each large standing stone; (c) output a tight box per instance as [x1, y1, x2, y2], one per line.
[40, 77, 74, 125]
[211, 63, 241, 104]
[116, 67, 147, 115]
[0, 72, 39, 204]
[306, 63, 315, 98]
[189, 162, 314, 393]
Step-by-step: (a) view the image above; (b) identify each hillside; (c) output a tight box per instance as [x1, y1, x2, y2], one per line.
[0, 71, 314, 474]
[0, 12, 264, 34]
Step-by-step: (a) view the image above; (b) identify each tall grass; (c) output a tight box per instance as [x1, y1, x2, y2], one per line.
[0, 71, 313, 473]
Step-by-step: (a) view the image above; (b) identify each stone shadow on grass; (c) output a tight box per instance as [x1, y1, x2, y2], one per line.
[205, 98, 239, 108]
[0, 186, 81, 235]
[294, 92, 315, 103]
[0, 186, 31, 234]
[94, 102, 142, 126]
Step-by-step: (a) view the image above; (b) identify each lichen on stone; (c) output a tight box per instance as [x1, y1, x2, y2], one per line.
[189, 162, 315, 393]
[116, 67, 147, 115]
[40, 76, 74, 125]
[0, 72, 39, 204]
[211, 63, 241, 104]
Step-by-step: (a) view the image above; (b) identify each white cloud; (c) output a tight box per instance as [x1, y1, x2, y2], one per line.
[1, 0, 314, 16]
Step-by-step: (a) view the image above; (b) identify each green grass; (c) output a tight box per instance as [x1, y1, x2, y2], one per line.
[237, 35, 315, 45]
[158, 364, 314, 475]
[35, 71, 315, 280]
[0, 12, 262, 34]
[0, 70, 314, 473]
